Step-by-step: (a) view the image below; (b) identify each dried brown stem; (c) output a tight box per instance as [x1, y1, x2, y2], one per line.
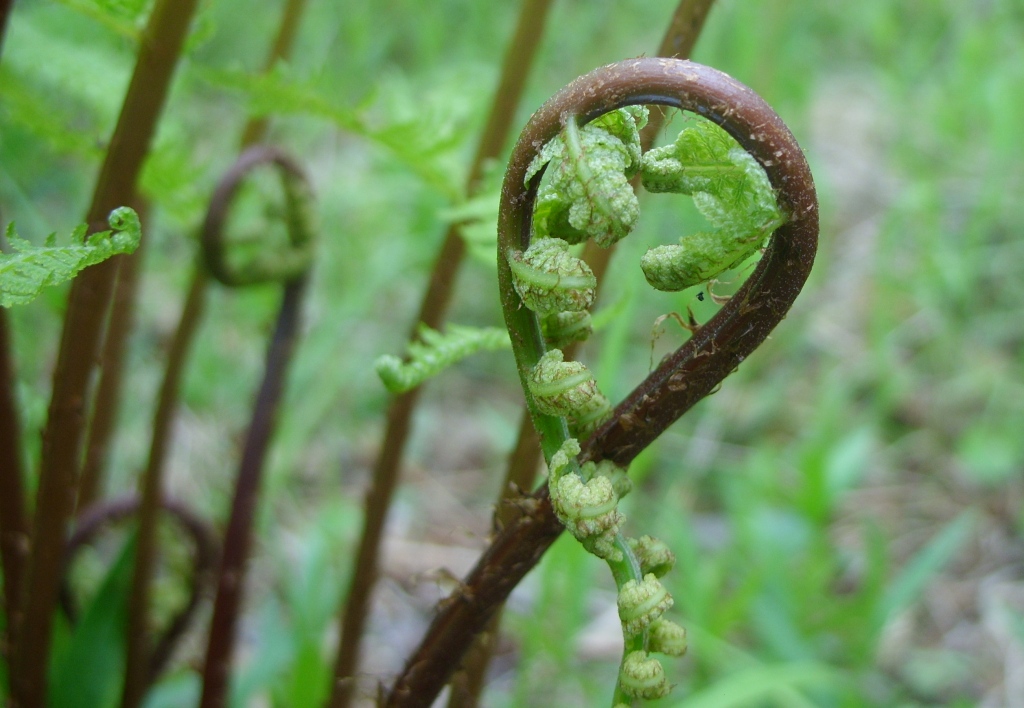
[10, 2, 200, 704]
[326, 1, 554, 704]
[386, 57, 818, 706]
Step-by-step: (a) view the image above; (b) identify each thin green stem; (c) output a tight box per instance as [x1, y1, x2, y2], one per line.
[326, 2, 555, 704]
[11, 1, 200, 703]
[444, 5, 718, 703]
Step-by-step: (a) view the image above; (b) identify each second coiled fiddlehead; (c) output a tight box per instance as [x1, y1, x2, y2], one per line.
[386, 55, 817, 707]
[196, 145, 316, 708]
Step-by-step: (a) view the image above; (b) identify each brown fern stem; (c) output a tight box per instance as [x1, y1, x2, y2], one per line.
[10, 2, 200, 704]
[121, 2, 310, 703]
[0, 309, 28, 665]
[197, 146, 314, 708]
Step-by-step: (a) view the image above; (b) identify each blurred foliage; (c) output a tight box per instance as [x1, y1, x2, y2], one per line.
[1, 0, 1022, 706]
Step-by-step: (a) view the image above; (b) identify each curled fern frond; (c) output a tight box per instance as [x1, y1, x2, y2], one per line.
[619, 650, 671, 700]
[375, 324, 510, 394]
[526, 349, 611, 435]
[507, 237, 597, 315]
[640, 118, 786, 291]
[527, 107, 648, 247]
[627, 535, 675, 578]
[617, 573, 673, 638]
[201, 146, 316, 287]
[1, 207, 141, 308]
[647, 618, 688, 657]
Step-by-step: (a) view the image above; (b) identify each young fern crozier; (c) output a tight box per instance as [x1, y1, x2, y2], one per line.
[492, 58, 818, 707]
[387, 57, 817, 708]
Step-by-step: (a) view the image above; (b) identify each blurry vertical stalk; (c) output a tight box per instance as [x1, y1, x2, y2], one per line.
[196, 146, 315, 708]
[9, 0, 201, 704]
[78, 207, 147, 512]
[0, 311, 28, 664]
[325, 1, 554, 705]
[121, 2, 310, 705]
[445, 2, 716, 704]
[0, 0, 27, 672]
[0, 0, 13, 56]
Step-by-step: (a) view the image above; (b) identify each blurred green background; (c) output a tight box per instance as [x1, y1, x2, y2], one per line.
[2, 0, 1023, 706]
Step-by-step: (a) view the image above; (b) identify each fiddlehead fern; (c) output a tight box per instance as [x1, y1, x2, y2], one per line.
[200, 146, 314, 287]
[387, 56, 817, 707]
[197, 145, 317, 708]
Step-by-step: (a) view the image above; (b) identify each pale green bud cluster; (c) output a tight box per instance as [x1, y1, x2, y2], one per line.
[648, 618, 688, 657]
[508, 238, 596, 314]
[628, 534, 675, 577]
[639, 119, 785, 291]
[551, 473, 623, 561]
[619, 650, 671, 700]
[617, 573, 673, 637]
[540, 310, 592, 349]
[527, 349, 611, 435]
[526, 106, 648, 248]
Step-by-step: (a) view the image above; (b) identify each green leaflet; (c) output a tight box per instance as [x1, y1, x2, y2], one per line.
[374, 324, 511, 393]
[639, 118, 785, 291]
[1, 207, 142, 308]
[527, 106, 648, 248]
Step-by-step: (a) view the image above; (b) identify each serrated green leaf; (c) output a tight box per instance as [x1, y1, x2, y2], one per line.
[1, 207, 142, 307]
[639, 118, 785, 291]
[374, 324, 510, 393]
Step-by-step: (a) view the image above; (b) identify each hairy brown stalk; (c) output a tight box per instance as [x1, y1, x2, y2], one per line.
[10, 2, 201, 704]
[446, 4, 718, 703]
[61, 495, 219, 678]
[121, 0, 308, 702]
[326, 1, 554, 705]
[386, 57, 818, 706]
[197, 146, 314, 708]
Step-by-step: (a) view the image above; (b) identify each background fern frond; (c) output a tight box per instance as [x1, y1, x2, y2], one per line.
[374, 324, 510, 394]
[1, 207, 142, 307]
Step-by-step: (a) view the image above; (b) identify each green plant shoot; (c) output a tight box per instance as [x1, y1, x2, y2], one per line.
[527, 106, 648, 247]
[640, 118, 785, 291]
[0, 207, 142, 308]
[374, 324, 511, 394]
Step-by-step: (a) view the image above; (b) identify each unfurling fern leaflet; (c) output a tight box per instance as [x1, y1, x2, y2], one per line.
[0, 207, 142, 307]
[374, 324, 511, 394]
[526, 106, 648, 247]
[639, 118, 785, 291]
